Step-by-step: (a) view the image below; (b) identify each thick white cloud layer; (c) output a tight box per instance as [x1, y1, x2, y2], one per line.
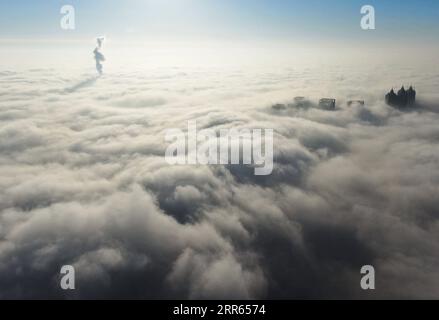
[1, 47, 439, 299]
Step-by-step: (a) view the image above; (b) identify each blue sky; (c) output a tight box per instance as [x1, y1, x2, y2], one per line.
[0, 0, 438, 44]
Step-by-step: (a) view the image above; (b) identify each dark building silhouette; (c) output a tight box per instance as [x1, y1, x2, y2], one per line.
[397, 86, 408, 106]
[385, 88, 398, 106]
[271, 96, 313, 111]
[272, 103, 286, 110]
[347, 100, 365, 107]
[407, 86, 416, 104]
[386, 86, 416, 108]
[291, 96, 312, 108]
[319, 98, 336, 110]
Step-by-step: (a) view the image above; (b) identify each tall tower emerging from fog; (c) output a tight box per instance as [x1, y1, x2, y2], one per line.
[93, 37, 106, 75]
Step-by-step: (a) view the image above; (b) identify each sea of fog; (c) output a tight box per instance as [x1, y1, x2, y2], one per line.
[1, 41, 439, 299]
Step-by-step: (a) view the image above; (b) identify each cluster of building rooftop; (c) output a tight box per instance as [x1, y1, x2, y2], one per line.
[272, 86, 416, 111]
[385, 86, 416, 108]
